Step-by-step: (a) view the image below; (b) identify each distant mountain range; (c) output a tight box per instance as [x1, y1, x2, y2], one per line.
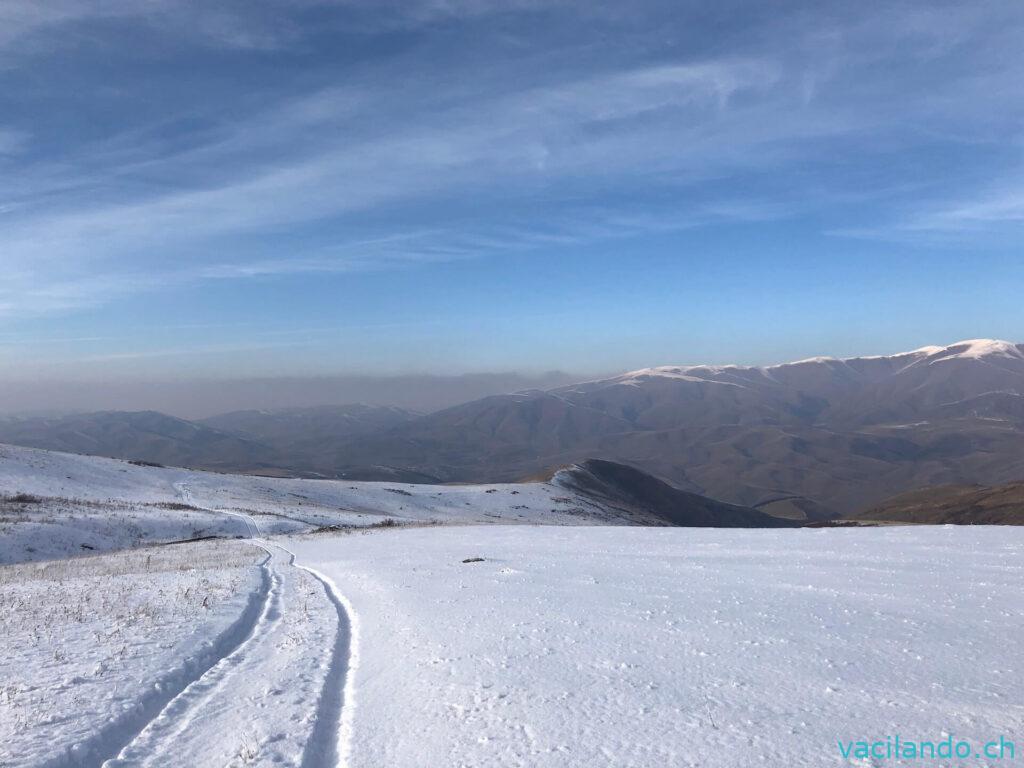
[200, 404, 419, 458]
[0, 410, 278, 473]
[3, 339, 1024, 518]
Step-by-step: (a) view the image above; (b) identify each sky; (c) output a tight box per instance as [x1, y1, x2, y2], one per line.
[1, 0, 1023, 410]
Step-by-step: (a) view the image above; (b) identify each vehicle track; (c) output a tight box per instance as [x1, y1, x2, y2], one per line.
[103, 541, 285, 766]
[93, 483, 355, 767]
[40, 548, 274, 768]
[275, 541, 358, 768]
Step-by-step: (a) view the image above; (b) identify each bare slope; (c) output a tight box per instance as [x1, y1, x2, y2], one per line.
[853, 481, 1024, 525]
[0, 410, 278, 472]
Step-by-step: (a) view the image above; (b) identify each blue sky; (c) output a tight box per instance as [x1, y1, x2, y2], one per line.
[2, 0, 1023, 384]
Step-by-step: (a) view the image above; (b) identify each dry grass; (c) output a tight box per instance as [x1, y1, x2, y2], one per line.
[0, 539, 260, 585]
[0, 539, 262, 749]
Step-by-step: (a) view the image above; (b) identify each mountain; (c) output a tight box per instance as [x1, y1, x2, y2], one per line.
[200, 404, 419, 451]
[0, 406, 438, 482]
[853, 481, 1024, 525]
[4, 340, 1024, 517]
[198, 404, 436, 480]
[321, 339, 1024, 517]
[0, 411, 278, 472]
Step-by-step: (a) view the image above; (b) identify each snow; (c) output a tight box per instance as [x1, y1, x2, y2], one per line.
[3, 445, 1023, 767]
[0, 442, 637, 565]
[907, 344, 946, 356]
[0, 495, 242, 564]
[103, 538, 350, 768]
[1, 519, 356, 767]
[847, 345, 944, 361]
[613, 367, 744, 386]
[597, 339, 1021, 382]
[0, 540, 262, 767]
[776, 355, 839, 366]
[291, 525, 1024, 767]
[932, 338, 1023, 360]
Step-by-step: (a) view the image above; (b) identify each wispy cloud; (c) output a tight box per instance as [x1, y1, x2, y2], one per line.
[917, 188, 1024, 229]
[0, 56, 800, 316]
[0, 0, 566, 60]
[0, 0, 303, 57]
[831, 180, 1024, 244]
[1, 0, 1022, 321]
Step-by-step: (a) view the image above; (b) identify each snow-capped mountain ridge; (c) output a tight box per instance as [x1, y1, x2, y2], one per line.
[929, 338, 1024, 360]
[615, 338, 1022, 382]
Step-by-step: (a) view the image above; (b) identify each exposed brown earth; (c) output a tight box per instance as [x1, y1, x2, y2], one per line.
[851, 482, 1024, 525]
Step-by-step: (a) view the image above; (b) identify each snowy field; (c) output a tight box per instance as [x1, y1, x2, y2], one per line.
[2, 443, 1022, 767]
[0, 540, 262, 767]
[293, 525, 1024, 768]
[0, 531, 357, 768]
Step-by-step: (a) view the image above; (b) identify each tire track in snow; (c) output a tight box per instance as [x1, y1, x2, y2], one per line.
[103, 541, 286, 766]
[274, 541, 358, 768]
[156, 482, 356, 768]
[83, 484, 284, 767]
[41, 547, 274, 768]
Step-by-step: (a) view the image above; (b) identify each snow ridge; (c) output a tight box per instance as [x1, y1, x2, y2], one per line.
[612, 338, 1022, 381]
[937, 338, 1023, 360]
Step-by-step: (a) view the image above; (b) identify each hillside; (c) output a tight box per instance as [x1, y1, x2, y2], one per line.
[853, 482, 1024, 525]
[0, 411, 278, 473]
[0, 444, 789, 564]
[199, 404, 419, 452]
[556, 460, 799, 527]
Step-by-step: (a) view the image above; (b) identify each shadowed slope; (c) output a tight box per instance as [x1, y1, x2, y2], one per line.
[557, 459, 799, 528]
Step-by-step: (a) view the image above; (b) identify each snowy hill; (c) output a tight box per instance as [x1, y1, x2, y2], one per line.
[0, 443, 783, 564]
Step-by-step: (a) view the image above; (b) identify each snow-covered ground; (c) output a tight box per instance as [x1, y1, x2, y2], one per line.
[292, 525, 1024, 767]
[3, 443, 1022, 767]
[0, 495, 243, 564]
[0, 443, 634, 564]
[1, 528, 355, 768]
[0, 540, 262, 767]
